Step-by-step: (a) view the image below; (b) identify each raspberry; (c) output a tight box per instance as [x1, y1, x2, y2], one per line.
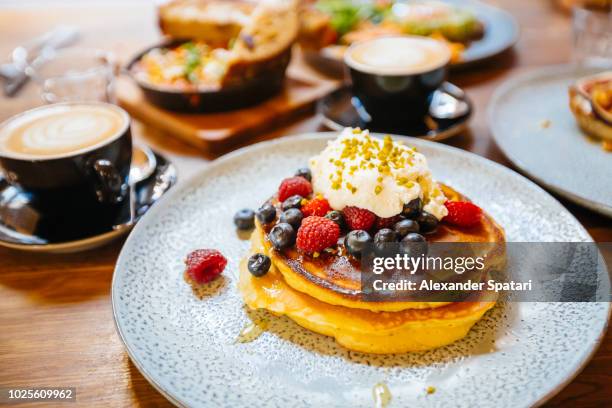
[375, 215, 403, 230]
[343, 206, 377, 231]
[302, 197, 331, 217]
[185, 249, 227, 284]
[278, 176, 312, 202]
[443, 201, 483, 227]
[296, 216, 340, 253]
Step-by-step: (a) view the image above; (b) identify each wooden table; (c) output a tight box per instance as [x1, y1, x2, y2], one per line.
[0, 1, 610, 407]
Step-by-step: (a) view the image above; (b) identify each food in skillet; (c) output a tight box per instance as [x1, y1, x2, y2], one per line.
[132, 0, 298, 90]
[298, 0, 484, 63]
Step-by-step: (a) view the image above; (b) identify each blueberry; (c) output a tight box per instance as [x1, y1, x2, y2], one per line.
[325, 210, 346, 230]
[247, 253, 271, 277]
[295, 167, 311, 182]
[402, 198, 422, 219]
[280, 208, 303, 229]
[400, 233, 428, 257]
[233, 208, 255, 230]
[281, 195, 303, 211]
[344, 230, 372, 258]
[374, 228, 398, 253]
[393, 219, 420, 238]
[416, 211, 438, 233]
[256, 203, 276, 225]
[268, 222, 295, 250]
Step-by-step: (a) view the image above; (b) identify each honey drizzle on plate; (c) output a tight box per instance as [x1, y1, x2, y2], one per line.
[372, 382, 392, 408]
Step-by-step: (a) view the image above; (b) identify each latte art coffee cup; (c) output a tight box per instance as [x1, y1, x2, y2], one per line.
[344, 36, 451, 124]
[345, 36, 451, 75]
[0, 102, 133, 241]
[0, 103, 128, 159]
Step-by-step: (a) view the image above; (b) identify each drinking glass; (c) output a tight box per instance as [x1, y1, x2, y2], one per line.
[572, 4, 612, 65]
[26, 48, 116, 103]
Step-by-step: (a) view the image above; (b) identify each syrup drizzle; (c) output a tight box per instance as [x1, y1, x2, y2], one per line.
[236, 318, 269, 343]
[372, 382, 392, 408]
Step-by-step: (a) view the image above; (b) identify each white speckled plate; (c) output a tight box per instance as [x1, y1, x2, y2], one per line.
[489, 64, 612, 218]
[112, 133, 609, 408]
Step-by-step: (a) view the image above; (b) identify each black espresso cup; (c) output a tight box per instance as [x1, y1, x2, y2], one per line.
[0, 102, 132, 240]
[344, 36, 451, 124]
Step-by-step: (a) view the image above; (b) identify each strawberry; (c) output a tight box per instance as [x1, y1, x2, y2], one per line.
[443, 201, 483, 227]
[296, 216, 340, 253]
[185, 249, 227, 284]
[302, 197, 332, 217]
[278, 176, 312, 202]
[343, 206, 377, 231]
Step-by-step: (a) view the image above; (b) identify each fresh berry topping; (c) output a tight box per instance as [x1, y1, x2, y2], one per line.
[247, 253, 271, 277]
[233, 208, 255, 230]
[281, 195, 303, 211]
[294, 167, 312, 182]
[278, 176, 312, 202]
[344, 230, 373, 258]
[296, 216, 340, 253]
[185, 249, 227, 284]
[325, 210, 346, 230]
[302, 197, 331, 217]
[268, 222, 296, 250]
[373, 228, 398, 253]
[400, 233, 428, 257]
[444, 201, 483, 227]
[416, 211, 439, 234]
[343, 206, 377, 231]
[280, 208, 304, 229]
[393, 219, 420, 238]
[255, 203, 276, 225]
[375, 215, 404, 230]
[402, 198, 423, 219]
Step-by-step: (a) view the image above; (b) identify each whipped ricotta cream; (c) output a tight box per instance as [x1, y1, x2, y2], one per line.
[308, 128, 448, 219]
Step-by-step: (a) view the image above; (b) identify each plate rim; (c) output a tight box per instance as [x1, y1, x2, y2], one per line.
[488, 63, 612, 218]
[112, 132, 609, 407]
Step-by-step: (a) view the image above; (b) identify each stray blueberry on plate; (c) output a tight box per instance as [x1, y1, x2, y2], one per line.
[402, 198, 422, 219]
[247, 253, 271, 277]
[280, 208, 304, 229]
[325, 210, 346, 230]
[233, 208, 255, 230]
[393, 219, 420, 238]
[344, 230, 372, 258]
[256, 203, 276, 224]
[295, 167, 312, 182]
[417, 211, 438, 233]
[268, 222, 296, 250]
[374, 228, 398, 253]
[281, 194, 303, 211]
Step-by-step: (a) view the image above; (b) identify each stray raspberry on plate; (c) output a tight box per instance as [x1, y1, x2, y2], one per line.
[185, 249, 227, 284]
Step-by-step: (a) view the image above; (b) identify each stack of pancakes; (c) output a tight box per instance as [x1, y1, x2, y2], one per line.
[239, 185, 505, 354]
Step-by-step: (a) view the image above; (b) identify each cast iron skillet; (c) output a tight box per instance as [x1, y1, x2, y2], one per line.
[125, 39, 291, 113]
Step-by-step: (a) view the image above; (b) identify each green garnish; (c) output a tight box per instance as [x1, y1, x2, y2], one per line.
[315, 0, 388, 36]
[182, 42, 202, 83]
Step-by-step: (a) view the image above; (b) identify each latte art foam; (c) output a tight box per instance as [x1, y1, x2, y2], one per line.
[0, 104, 127, 159]
[345, 36, 451, 75]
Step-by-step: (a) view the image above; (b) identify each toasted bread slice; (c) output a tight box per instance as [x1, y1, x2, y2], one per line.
[158, 0, 255, 47]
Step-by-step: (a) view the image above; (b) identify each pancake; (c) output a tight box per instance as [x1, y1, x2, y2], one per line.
[239, 229, 497, 354]
[260, 184, 506, 312]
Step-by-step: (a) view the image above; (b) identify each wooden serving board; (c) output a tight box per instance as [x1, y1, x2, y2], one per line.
[116, 51, 340, 153]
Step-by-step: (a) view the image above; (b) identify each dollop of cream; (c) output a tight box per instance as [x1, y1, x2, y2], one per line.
[308, 128, 448, 219]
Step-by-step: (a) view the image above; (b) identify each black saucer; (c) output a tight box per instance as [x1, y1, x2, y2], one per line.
[0, 151, 176, 252]
[318, 82, 472, 141]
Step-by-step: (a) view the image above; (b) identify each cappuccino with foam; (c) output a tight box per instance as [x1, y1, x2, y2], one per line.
[0, 103, 128, 160]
